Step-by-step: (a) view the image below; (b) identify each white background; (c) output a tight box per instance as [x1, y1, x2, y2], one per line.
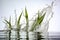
[0, 0, 60, 32]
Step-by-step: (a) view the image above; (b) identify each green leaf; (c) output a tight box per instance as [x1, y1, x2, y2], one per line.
[17, 11, 22, 30]
[17, 11, 22, 25]
[4, 19, 11, 28]
[30, 12, 46, 31]
[25, 7, 29, 32]
[38, 12, 46, 24]
[25, 7, 28, 19]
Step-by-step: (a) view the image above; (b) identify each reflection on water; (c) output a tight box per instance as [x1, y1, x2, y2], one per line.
[0, 30, 60, 40]
[0, 38, 47, 40]
[0, 30, 48, 40]
[0, 34, 48, 40]
[0, 38, 60, 40]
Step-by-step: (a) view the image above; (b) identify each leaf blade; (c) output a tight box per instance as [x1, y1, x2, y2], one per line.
[30, 12, 46, 31]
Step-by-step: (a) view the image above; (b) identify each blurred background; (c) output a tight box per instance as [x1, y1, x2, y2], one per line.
[0, 0, 60, 38]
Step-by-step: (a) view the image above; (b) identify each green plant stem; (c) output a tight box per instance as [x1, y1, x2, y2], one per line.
[9, 30, 11, 40]
[26, 20, 29, 40]
[16, 25, 20, 40]
[17, 29, 20, 40]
